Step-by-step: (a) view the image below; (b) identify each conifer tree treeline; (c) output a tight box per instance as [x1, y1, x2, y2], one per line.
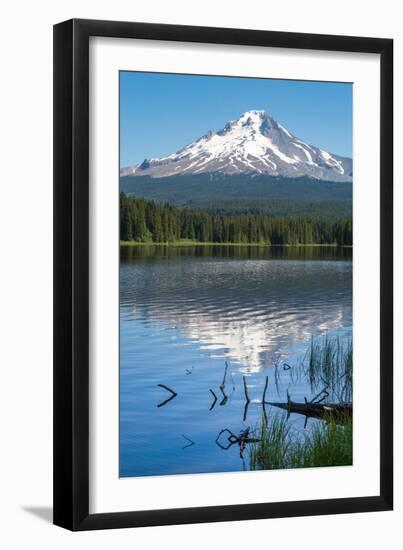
[120, 193, 352, 246]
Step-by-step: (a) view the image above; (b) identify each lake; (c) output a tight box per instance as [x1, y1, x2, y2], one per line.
[120, 245, 352, 477]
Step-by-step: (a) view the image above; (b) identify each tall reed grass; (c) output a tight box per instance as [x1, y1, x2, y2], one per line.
[252, 333, 353, 470]
[274, 334, 352, 403]
[250, 412, 352, 470]
[305, 335, 352, 403]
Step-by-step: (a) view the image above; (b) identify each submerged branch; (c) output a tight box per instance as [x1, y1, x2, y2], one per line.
[219, 363, 229, 405]
[157, 383, 178, 408]
[310, 387, 330, 404]
[243, 400, 250, 422]
[209, 389, 218, 411]
[215, 427, 260, 458]
[182, 434, 195, 449]
[262, 376, 269, 403]
[219, 386, 228, 406]
[262, 376, 269, 423]
[243, 376, 250, 403]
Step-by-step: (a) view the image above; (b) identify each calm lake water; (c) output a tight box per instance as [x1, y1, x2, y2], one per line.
[120, 245, 352, 477]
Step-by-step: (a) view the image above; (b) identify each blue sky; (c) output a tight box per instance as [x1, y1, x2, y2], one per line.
[120, 71, 352, 167]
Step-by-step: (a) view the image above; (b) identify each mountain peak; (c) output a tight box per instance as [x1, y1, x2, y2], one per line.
[121, 110, 352, 182]
[229, 109, 272, 128]
[239, 109, 268, 120]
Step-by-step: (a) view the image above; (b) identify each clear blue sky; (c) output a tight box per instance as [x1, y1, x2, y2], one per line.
[120, 71, 352, 167]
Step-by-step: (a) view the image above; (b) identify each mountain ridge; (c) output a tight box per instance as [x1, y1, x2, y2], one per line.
[121, 109, 352, 182]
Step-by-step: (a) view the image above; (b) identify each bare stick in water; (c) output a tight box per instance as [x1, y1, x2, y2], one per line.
[219, 362, 229, 405]
[243, 400, 250, 422]
[182, 434, 195, 449]
[262, 376, 269, 423]
[219, 387, 228, 406]
[242, 376, 250, 421]
[243, 376, 250, 403]
[262, 376, 268, 403]
[286, 390, 291, 419]
[218, 365, 227, 406]
[221, 362, 228, 387]
[209, 389, 218, 411]
[310, 387, 329, 404]
[158, 383, 177, 396]
[157, 383, 178, 408]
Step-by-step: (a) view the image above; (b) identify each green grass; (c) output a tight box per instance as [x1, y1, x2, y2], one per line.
[250, 412, 352, 470]
[250, 413, 292, 470]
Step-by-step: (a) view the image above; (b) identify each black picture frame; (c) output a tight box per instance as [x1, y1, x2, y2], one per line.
[53, 18, 393, 531]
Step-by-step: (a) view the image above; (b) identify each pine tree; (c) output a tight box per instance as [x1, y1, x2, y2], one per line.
[119, 193, 352, 247]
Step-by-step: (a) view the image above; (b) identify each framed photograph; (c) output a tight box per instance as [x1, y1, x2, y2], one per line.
[53, 19, 393, 530]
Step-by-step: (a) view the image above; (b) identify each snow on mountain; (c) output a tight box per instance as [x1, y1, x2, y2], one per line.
[121, 110, 352, 182]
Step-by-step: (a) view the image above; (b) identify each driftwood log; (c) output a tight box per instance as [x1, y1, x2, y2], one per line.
[269, 400, 352, 422]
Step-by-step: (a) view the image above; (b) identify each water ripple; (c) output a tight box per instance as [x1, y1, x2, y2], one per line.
[121, 255, 351, 371]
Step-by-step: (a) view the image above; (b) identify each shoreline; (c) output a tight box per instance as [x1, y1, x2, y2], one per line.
[120, 240, 352, 248]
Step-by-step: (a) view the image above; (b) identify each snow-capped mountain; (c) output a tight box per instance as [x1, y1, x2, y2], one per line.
[121, 110, 352, 182]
